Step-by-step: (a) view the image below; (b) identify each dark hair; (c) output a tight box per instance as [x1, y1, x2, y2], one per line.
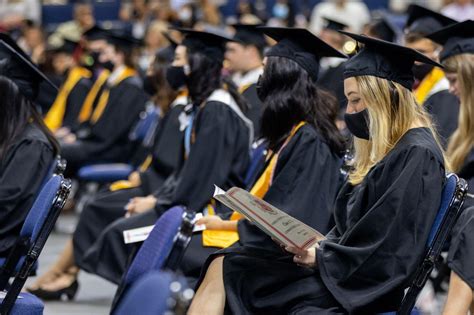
[186, 51, 247, 112]
[404, 31, 426, 44]
[0, 76, 59, 160]
[151, 54, 179, 114]
[258, 56, 344, 153]
[115, 46, 137, 69]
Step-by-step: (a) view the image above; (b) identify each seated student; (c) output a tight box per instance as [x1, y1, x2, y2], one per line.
[190, 32, 448, 315]
[27, 43, 187, 299]
[179, 27, 346, 287]
[28, 28, 252, 297]
[404, 4, 459, 145]
[0, 33, 58, 256]
[44, 39, 93, 135]
[426, 20, 474, 315]
[226, 24, 265, 137]
[60, 31, 147, 176]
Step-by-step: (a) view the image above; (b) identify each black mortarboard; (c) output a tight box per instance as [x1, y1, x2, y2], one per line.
[83, 25, 110, 41]
[172, 27, 235, 64]
[53, 38, 79, 54]
[0, 33, 57, 100]
[156, 32, 179, 63]
[259, 27, 347, 81]
[231, 24, 267, 49]
[340, 31, 442, 89]
[368, 17, 398, 43]
[427, 20, 474, 62]
[107, 31, 142, 52]
[322, 17, 348, 32]
[405, 4, 456, 35]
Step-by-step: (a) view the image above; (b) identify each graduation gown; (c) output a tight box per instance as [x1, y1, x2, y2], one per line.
[0, 124, 55, 254]
[61, 75, 147, 173]
[60, 78, 92, 131]
[206, 127, 444, 314]
[71, 100, 187, 279]
[424, 90, 459, 147]
[75, 90, 251, 284]
[447, 148, 474, 289]
[180, 123, 343, 287]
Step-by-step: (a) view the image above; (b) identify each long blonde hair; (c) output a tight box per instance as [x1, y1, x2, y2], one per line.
[445, 54, 474, 172]
[349, 75, 446, 185]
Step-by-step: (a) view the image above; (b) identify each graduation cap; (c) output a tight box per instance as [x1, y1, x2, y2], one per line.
[156, 32, 179, 63]
[231, 24, 267, 49]
[340, 31, 442, 89]
[258, 27, 347, 81]
[107, 31, 141, 50]
[171, 27, 235, 64]
[83, 25, 110, 41]
[0, 33, 57, 100]
[427, 20, 474, 62]
[405, 4, 456, 35]
[322, 17, 348, 32]
[368, 17, 398, 43]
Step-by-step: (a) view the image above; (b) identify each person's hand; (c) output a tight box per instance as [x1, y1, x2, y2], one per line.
[127, 171, 141, 186]
[54, 127, 71, 139]
[285, 244, 319, 268]
[62, 133, 77, 144]
[125, 195, 157, 217]
[196, 215, 226, 230]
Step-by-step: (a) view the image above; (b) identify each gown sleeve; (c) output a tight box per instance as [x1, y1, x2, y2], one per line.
[238, 126, 342, 248]
[162, 101, 249, 213]
[317, 145, 445, 312]
[0, 138, 54, 252]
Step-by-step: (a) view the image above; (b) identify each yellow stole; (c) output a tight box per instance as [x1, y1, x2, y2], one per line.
[78, 69, 110, 123]
[202, 121, 306, 248]
[90, 67, 137, 124]
[414, 67, 445, 105]
[44, 67, 92, 131]
[238, 83, 252, 94]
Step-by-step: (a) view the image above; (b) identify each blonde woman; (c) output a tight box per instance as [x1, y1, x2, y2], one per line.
[428, 20, 474, 315]
[189, 33, 448, 314]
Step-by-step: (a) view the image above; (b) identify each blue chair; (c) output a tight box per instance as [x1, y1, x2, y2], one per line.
[0, 175, 72, 315]
[244, 141, 267, 188]
[114, 270, 193, 315]
[111, 206, 194, 314]
[77, 105, 160, 183]
[380, 173, 467, 315]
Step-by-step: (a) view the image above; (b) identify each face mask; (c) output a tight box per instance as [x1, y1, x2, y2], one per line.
[143, 75, 158, 95]
[273, 3, 289, 19]
[100, 60, 115, 72]
[166, 66, 187, 90]
[255, 75, 267, 102]
[412, 63, 434, 81]
[344, 108, 370, 140]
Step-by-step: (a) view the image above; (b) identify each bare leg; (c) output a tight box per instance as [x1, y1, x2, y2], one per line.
[188, 256, 225, 315]
[443, 271, 473, 315]
[27, 239, 78, 290]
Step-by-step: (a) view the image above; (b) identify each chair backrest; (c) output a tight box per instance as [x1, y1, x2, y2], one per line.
[395, 173, 468, 315]
[244, 142, 267, 188]
[128, 105, 160, 143]
[0, 175, 71, 315]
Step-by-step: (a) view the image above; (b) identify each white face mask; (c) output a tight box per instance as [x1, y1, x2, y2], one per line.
[178, 8, 192, 21]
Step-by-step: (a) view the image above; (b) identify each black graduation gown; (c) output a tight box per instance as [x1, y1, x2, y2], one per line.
[317, 62, 347, 117]
[75, 98, 251, 284]
[0, 124, 55, 255]
[447, 148, 474, 289]
[61, 76, 147, 174]
[241, 84, 263, 138]
[181, 124, 343, 287]
[424, 90, 459, 147]
[61, 78, 92, 131]
[71, 103, 186, 277]
[205, 127, 444, 314]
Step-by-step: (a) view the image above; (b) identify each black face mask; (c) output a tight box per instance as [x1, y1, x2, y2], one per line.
[255, 75, 267, 102]
[143, 75, 158, 96]
[412, 63, 434, 81]
[344, 109, 370, 140]
[166, 66, 187, 91]
[100, 60, 115, 72]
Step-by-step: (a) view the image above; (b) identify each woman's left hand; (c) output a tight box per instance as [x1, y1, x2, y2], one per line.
[285, 244, 319, 268]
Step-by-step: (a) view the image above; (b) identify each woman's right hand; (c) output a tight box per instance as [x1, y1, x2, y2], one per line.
[285, 245, 319, 269]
